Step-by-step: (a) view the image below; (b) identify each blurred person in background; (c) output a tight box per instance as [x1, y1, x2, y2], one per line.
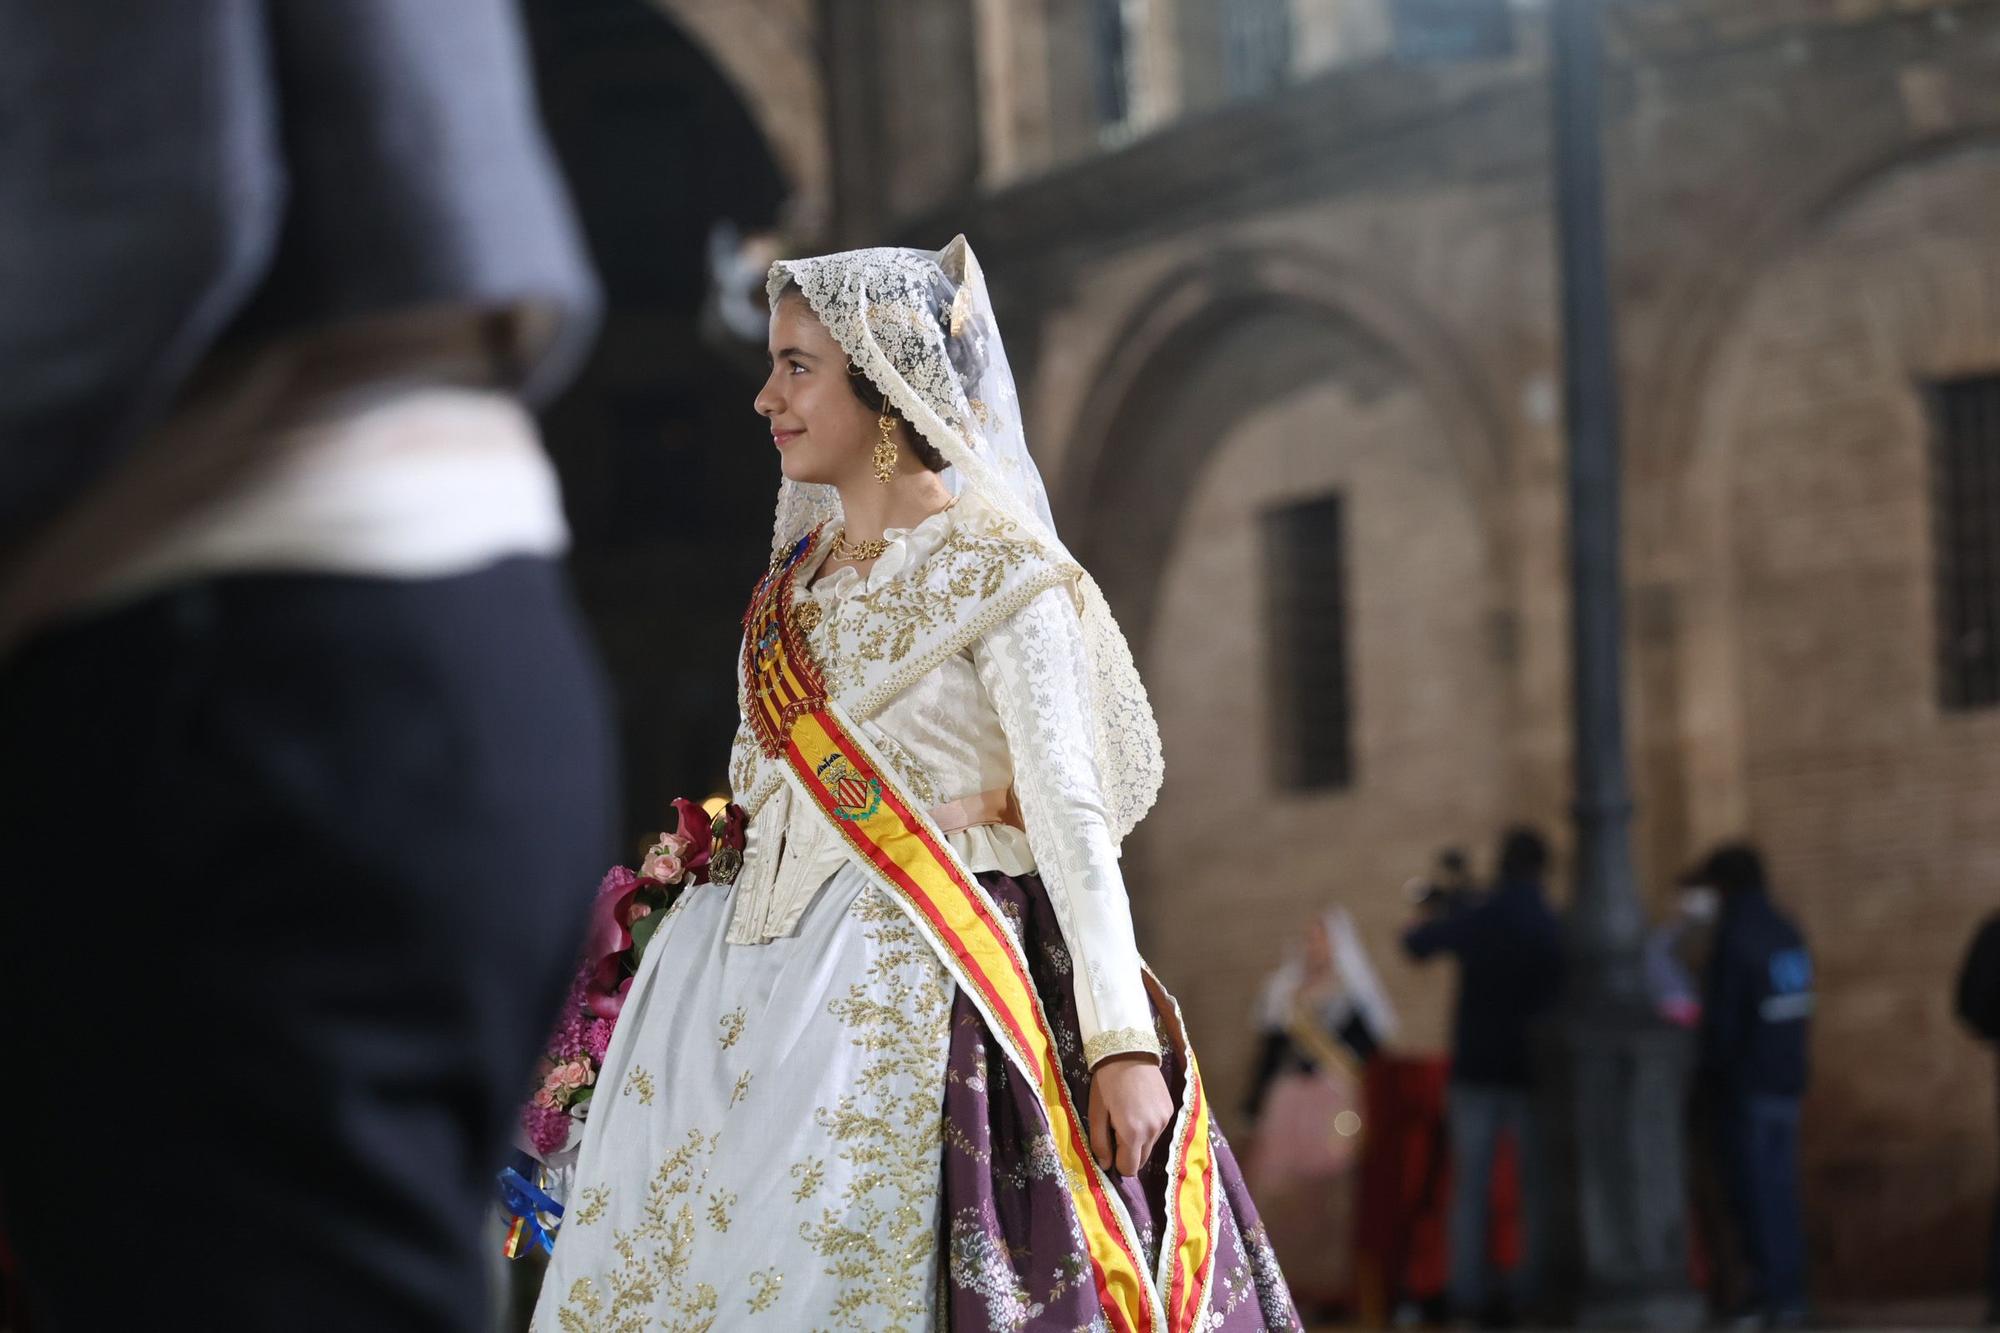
[1698, 843, 1814, 1330]
[1645, 867, 1721, 1030]
[1650, 863, 1746, 1314]
[1402, 826, 1565, 1327]
[1243, 907, 1399, 1317]
[0, 3, 612, 1328]
[1956, 908, 2000, 1326]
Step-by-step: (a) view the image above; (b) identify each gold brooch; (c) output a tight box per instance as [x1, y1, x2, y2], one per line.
[792, 600, 823, 633]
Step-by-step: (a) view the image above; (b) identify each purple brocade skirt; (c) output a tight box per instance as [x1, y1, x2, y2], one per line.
[940, 871, 1304, 1331]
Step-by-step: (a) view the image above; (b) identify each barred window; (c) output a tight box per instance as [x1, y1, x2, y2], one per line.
[1265, 494, 1355, 790]
[1223, 0, 1294, 99]
[1929, 375, 2000, 711]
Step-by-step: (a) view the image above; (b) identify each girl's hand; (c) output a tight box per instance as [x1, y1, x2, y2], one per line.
[1088, 1053, 1174, 1176]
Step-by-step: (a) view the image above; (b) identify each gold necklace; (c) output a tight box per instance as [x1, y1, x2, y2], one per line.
[832, 533, 890, 562]
[832, 496, 959, 563]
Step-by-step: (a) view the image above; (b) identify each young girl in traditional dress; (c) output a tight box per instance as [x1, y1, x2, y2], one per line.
[533, 238, 1298, 1332]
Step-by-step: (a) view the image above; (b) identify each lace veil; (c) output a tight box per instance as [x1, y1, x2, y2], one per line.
[765, 236, 1162, 842]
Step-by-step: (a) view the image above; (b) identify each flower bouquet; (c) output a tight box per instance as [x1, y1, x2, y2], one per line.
[500, 796, 746, 1257]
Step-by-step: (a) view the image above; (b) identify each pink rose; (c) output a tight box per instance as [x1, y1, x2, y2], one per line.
[648, 852, 696, 880]
[532, 1086, 558, 1109]
[559, 1060, 594, 1090]
[639, 834, 688, 885]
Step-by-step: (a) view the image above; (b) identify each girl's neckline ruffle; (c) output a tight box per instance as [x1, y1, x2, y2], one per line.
[804, 496, 961, 601]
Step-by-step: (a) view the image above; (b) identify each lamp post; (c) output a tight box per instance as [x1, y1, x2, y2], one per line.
[1545, 0, 1703, 1324]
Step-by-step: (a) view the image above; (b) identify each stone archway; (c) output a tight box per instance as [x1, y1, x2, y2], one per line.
[523, 0, 793, 843]
[1062, 249, 1513, 1123]
[1062, 246, 1512, 641]
[1676, 139, 2000, 1300]
[646, 0, 829, 230]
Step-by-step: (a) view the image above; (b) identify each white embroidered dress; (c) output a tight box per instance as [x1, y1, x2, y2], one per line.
[532, 497, 1159, 1331]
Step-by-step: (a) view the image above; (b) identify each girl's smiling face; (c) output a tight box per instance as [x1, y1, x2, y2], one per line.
[754, 293, 885, 488]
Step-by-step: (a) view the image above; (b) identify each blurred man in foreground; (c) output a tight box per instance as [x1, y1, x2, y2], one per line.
[1957, 909, 2000, 1327]
[1403, 827, 1566, 1326]
[0, 3, 612, 1327]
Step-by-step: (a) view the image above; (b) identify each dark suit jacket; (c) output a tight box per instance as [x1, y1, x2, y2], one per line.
[1403, 876, 1566, 1087]
[0, 0, 599, 542]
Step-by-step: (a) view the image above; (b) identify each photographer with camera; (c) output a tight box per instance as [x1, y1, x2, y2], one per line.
[1402, 827, 1566, 1327]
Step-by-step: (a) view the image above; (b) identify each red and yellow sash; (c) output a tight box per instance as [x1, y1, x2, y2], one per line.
[741, 528, 1218, 1333]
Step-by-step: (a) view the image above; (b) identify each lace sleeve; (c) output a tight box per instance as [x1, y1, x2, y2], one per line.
[974, 585, 1161, 1066]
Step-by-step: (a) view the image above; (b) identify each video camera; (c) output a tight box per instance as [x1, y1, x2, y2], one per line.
[1403, 848, 1478, 917]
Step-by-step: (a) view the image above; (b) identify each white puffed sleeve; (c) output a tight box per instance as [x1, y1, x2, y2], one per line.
[973, 585, 1161, 1067]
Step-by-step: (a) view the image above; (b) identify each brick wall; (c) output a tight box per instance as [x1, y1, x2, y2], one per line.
[948, 1, 2000, 1299]
[1681, 143, 2000, 1295]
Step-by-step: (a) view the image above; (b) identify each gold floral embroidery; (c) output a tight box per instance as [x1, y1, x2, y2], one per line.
[573, 1186, 610, 1228]
[706, 1189, 736, 1234]
[717, 1008, 747, 1051]
[623, 1069, 655, 1105]
[553, 1127, 724, 1333]
[727, 722, 759, 806]
[562, 1279, 604, 1319]
[726, 514, 1076, 807]
[790, 1157, 826, 1203]
[730, 1070, 753, 1106]
[841, 529, 1025, 672]
[746, 1267, 784, 1314]
[789, 889, 954, 1331]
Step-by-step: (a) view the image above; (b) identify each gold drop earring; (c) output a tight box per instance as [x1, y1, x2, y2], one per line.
[872, 398, 899, 484]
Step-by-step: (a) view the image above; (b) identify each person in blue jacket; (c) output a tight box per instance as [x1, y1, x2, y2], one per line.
[1698, 843, 1813, 1329]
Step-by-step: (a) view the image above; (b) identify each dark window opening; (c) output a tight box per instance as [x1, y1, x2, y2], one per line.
[1929, 374, 2000, 711]
[1265, 494, 1356, 790]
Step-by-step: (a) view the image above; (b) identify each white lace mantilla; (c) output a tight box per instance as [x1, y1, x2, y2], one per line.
[765, 238, 1164, 847]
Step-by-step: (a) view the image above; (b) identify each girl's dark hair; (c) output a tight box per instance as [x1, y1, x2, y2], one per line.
[772, 274, 990, 474]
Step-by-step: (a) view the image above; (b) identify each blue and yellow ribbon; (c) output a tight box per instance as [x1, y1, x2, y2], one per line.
[497, 1152, 564, 1260]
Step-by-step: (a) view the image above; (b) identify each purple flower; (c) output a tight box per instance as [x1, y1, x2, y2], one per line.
[523, 1101, 573, 1158]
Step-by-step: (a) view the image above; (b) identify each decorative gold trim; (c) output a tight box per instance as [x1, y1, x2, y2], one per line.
[1084, 1024, 1163, 1068]
[852, 564, 1079, 722]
